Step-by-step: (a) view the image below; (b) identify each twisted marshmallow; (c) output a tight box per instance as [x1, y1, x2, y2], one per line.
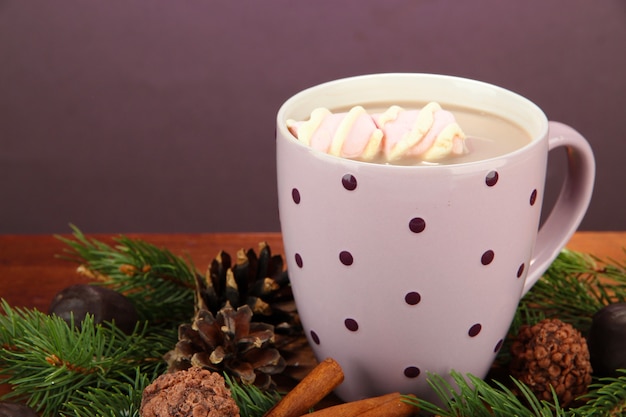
[287, 102, 466, 162]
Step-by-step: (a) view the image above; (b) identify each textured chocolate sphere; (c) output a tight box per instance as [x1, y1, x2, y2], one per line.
[510, 318, 592, 407]
[49, 284, 139, 334]
[588, 302, 626, 377]
[140, 368, 240, 417]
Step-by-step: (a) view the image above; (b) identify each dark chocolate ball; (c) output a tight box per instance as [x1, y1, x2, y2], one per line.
[588, 302, 626, 377]
[49, 284, 139, 334]
[0, 402, 39, 417]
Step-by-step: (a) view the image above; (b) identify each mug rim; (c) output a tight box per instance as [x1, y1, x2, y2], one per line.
[276, 73, 549, 169]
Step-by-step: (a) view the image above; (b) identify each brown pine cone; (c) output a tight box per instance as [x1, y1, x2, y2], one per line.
[164, 303, 286, 388]
[198, 242, 299, 334]
[509, 318, 592, 407]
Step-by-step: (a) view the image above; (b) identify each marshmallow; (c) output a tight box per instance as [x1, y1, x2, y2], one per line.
[373, 102, 467, 162]
[287, 106, 383, 161]
[287, 102, 466, 163]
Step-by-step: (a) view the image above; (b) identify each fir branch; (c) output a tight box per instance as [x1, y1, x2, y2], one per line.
[1, 300, 281, 416]
[516, 249, 626, 333]
[224, 373, 281, 417]
[61, 369, 154, 417]
[407, 371, 568, 417]
[497, 251, 625, 365]
[56, 225, 198, 325]
[572, 370, 626, 417]
[0, 301, 167, 417]
[0, 300, 43, 367]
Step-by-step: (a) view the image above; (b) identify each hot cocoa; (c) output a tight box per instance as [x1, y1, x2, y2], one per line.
[367, 101, 531, 165]
[288, 101, 531, 166]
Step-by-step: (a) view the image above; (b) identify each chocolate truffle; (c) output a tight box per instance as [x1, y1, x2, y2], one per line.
[510, 318, 592, 407]
[140, 368, 240, 417]
[49, 284, 139, 334]
[588, 302, 626, 377]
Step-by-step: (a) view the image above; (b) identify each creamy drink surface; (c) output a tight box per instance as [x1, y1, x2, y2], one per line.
[333, 101, 532, 166]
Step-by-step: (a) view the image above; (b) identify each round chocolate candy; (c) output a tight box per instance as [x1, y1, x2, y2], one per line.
[588, 302, 626, 377]
[49, 284, 139, 334]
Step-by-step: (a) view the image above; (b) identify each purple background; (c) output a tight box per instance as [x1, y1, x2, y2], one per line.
[1, 0, 625, 234]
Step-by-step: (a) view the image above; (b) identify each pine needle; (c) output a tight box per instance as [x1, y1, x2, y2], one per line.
[406, 371, 569, 417]
[0, 301, 167, 417]
[573, 370, 626, 417]
[517, 249, 626, 333]
[61, 369, 154, 417]
[224, 373, 281, 417]
[56, 225, 198, 325]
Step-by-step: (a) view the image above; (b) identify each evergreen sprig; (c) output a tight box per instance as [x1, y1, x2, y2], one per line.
[56, 225, 198, 325]
[409, 370, 626, 417]
[573, 370, 626, 417]
[516, 249, 626, 333]
[495, 249, 626, 365]
[60, 369, 152, 417]
[0, 296, 281, 416]
[406, 371, 568, 417]
[0, 300, 168, 417]
[224, 373, 282, 417]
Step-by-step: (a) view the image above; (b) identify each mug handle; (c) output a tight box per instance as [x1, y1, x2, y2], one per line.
[522, 121, 596, 296]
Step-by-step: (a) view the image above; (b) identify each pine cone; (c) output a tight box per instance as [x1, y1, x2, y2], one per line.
[509, 318, 592, 407]
[197, 242, 299, 334]
[164, 303, 286, 388]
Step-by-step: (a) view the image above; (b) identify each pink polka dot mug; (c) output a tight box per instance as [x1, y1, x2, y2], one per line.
[276, 73, 595, 403]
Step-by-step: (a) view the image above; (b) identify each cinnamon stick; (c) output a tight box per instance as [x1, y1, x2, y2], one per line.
[358, 394, 417, 417]
[300, 392, 407, 416]
[263, 357, 344, 417]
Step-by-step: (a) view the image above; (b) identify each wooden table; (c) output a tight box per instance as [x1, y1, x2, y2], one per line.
[0, 232, 284, 314]
[1, 231, 624, 401]
[2, 231, 624, 313]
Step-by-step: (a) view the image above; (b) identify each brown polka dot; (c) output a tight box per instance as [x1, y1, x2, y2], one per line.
[481, 250, 495, 265]
[292, 188, 301, 204]
[494, 339, 504, 353]
[485, 171, 499, 187]
[295, 253, 303, 268]
[405, 292, 421, 305]
[517, 263, 525, 278]
[530, 189, 538, 206]
[409, 217, 426, 233]
[310, 330, 320, 345]
[339, 251, 353, 266]
[404, 366, 421, 378]
[342, 174, 357, 191]
[468, 323, 482, 337]
[345, 318, 359, 332]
